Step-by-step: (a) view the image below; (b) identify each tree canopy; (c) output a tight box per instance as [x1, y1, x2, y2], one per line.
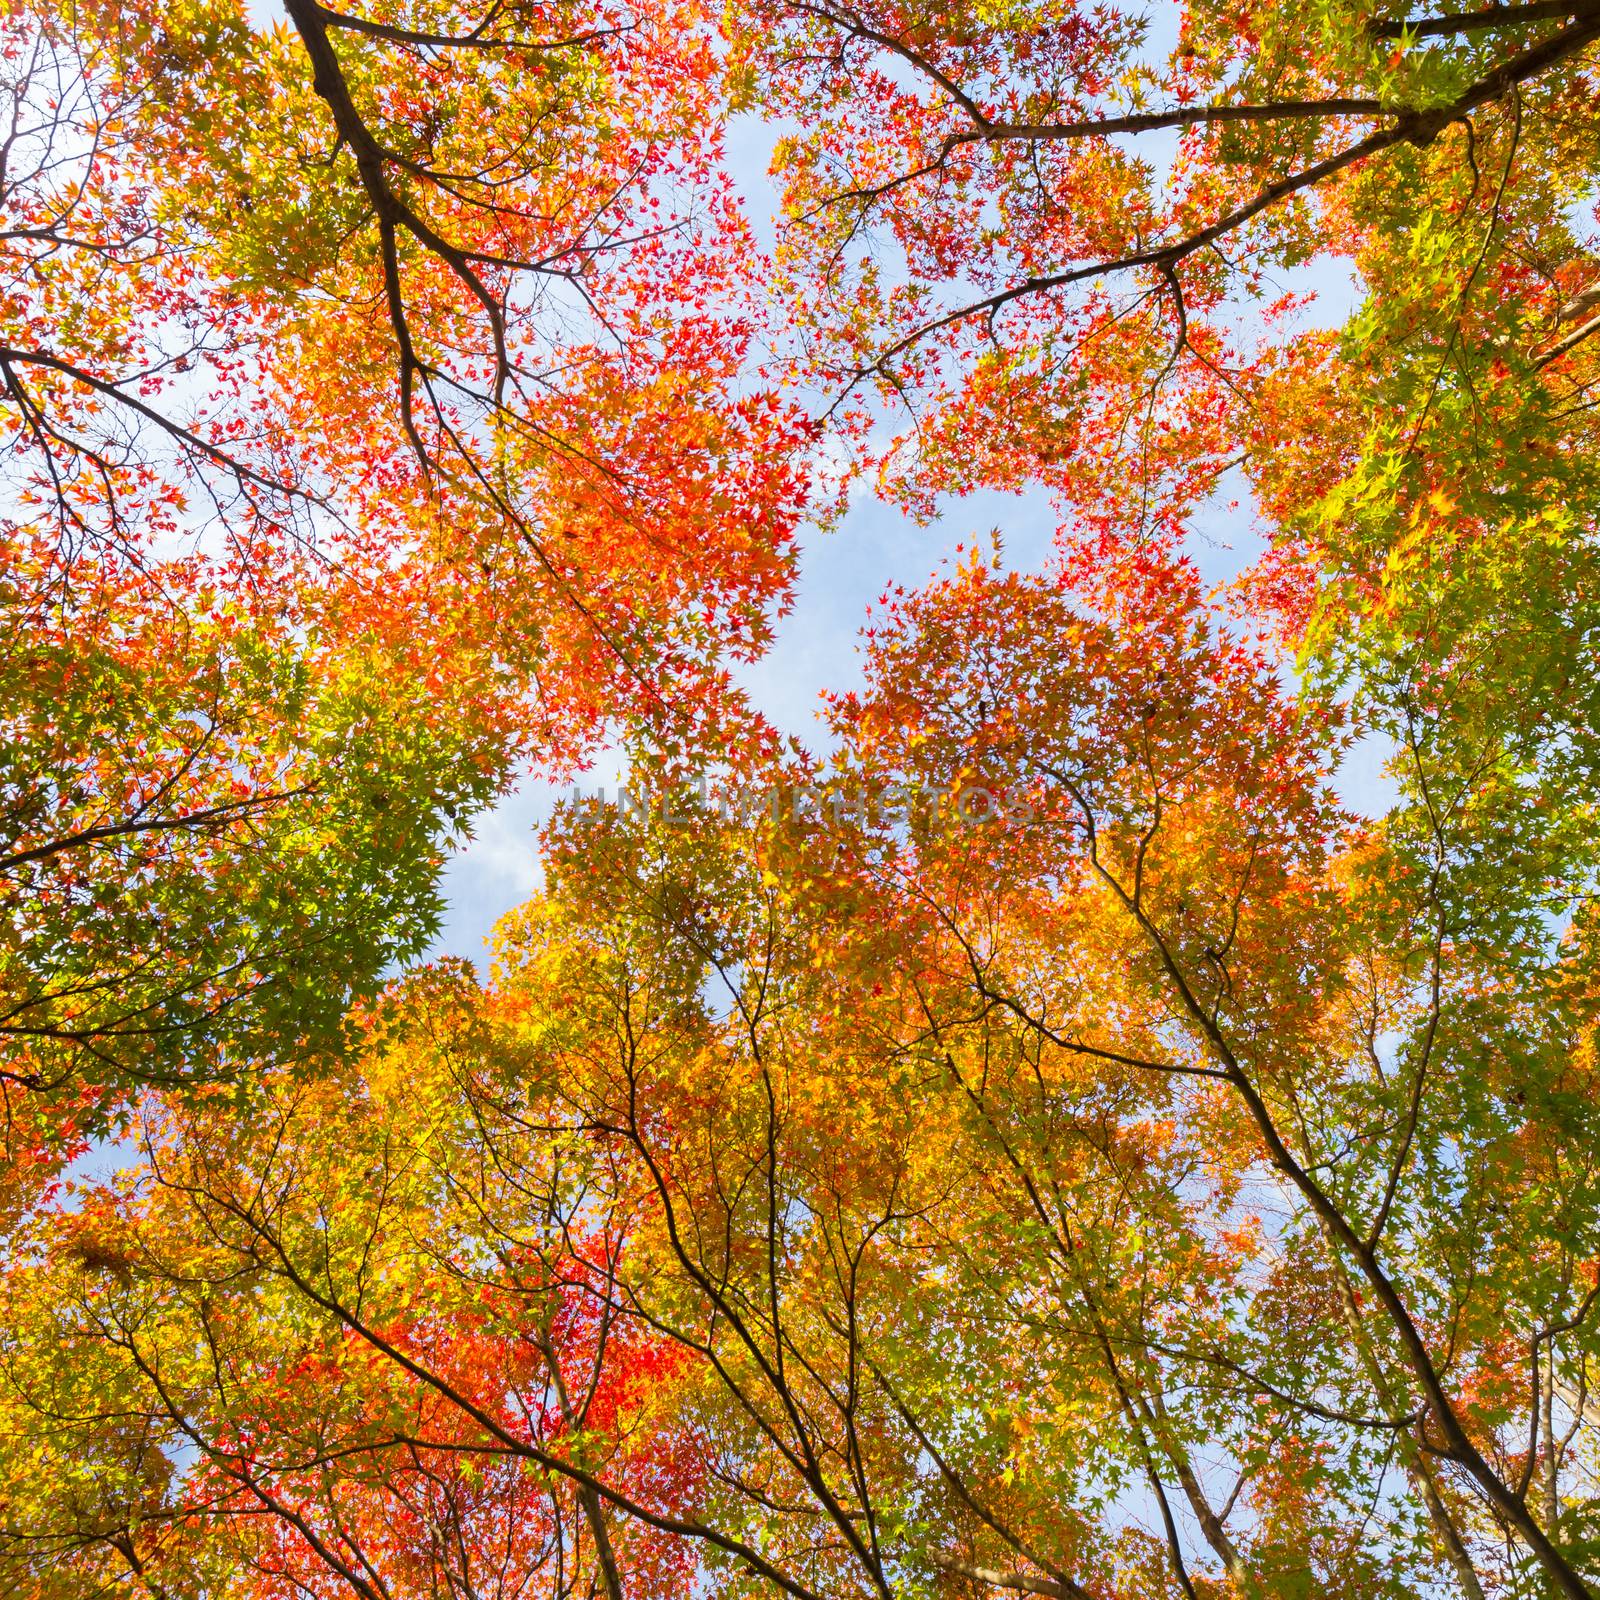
[2, 1, 1600, 1597]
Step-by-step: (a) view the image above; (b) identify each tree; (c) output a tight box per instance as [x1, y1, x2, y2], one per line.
[6, 1, 1600, 1598]
[0, 0, 814, 1139]
[733, 0, 1600, 530]
[0, 534, 513, 1127]
[16, 545, 1600, 1596]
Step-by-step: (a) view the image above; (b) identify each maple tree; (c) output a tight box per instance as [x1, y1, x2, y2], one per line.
[735, 0, 1600, 527]
[0, 536, 510, 1142]
[0, 0, 812, 1148]
[15, 532, 1600, 1595]
[4, 0, 1600, 1598]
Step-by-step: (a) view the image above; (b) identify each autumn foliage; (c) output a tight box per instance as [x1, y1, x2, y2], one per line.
[4, 0, 1600, 1597]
